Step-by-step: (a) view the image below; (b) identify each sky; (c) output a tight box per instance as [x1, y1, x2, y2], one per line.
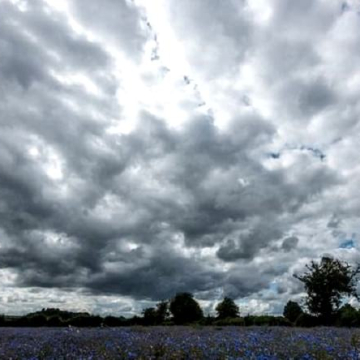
[0, 0, 360, 317]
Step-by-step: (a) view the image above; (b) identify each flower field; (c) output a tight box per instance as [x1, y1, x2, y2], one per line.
[0, 326, 359, 359]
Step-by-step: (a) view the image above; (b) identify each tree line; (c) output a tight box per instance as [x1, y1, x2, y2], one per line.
[1, 256, 359, 327]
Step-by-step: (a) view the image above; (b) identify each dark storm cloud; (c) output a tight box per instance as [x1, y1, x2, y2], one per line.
[281, 236, 299, 252]
[0, 0, 357, 314]
[298, 79, 335, 116]
[277, 77, 336, 119]
[217, 225, 283, 262]
[0, 1, 111, 88]
[0, 102, 340, 300]
[222, 262, 281, 299]
[328, 215, 342, 229]
[84, 247, 223, 300]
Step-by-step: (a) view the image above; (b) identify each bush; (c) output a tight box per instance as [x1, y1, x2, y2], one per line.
[254, 316, 286, 326]
[199, 316, 215, 326]
[28, 314, 48, 327]
[124, 316, 142, 326]
[47, 316, 65, 327]
[213, 317, 245, 326]
[103, 316, 126, 327]
[66, 315, 103, 327]
[243, 315, 291, 327]
[162, 320, 175, 326]
[295, 313, 319, 327]
[336, 304, 360, 327]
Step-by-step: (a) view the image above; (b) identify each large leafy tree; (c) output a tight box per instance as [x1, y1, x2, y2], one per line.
[215, 297, 240, 319]
[169, 292, 203, 324]
[294, 256, 360, 323]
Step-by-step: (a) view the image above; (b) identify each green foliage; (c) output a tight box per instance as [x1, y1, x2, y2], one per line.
[216, 297, 240, 319]
[27, 314, 48, 327]
[294, 313, 320, 327]
[126, 315, 142, 326]
[283, 300, 303, 323]
[162, 320, 175, 326]
[5, 309, 106, 327]
[155, 300, 169, 323]
[199, 315, 216, 326]
[244, 315, 290, 327]
[36, 308, 85, 321]
[103, 315, 126, 327]
[336, 304, 360, 327]
[3, 279, 360, 328]
[47, 316, 65, 327]
[213, 317, 245, 326]
[142, 307, 158, 326]
[142, 301, 169, 325]
[66, 315, 103, 327]
[294, 256, 360, 324]
[169, 292, 203, 324]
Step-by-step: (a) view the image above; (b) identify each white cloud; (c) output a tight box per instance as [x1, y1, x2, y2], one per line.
[0, 0, 360, 316]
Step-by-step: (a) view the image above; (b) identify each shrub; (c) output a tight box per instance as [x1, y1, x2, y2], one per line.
[213, 317, 245, 326]
[243, 315, 291, 327]
[47, 316, 65, 327]
[199, 316, 215, 326]
[28, 314, 48, 327]
[103, 316, 126, 327]
[336, 304, 360, 327]
[295, 313, 319, 327]
[66, 315, 103, 327]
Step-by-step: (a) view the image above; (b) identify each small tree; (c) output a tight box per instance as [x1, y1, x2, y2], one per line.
[142, 301, 169, 325]
[294, 256, 360, 324]
[169, 292, 203, 324]
[216, 297, 240, 319]
[155, 300, 169, 324]
[142, 307, 157, 326]
[283, 300, 303, 323]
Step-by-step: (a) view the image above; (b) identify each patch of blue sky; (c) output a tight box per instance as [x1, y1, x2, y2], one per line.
[339, 239, 355, 249]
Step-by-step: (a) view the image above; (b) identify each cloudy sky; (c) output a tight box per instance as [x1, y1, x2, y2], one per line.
[0, 0, 360, 316]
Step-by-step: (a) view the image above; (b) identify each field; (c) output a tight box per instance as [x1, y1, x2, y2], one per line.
[0, 326, 359, 359]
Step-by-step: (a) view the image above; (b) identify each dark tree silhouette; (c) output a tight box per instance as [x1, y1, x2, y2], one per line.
[142, 307, 157, 325]
[294, 256, 360, 324]
[142, 301, 169, 325]
[283, 300, 303, 323]
[216, 297, 239, 319]
[155, 300, 169, 324]
[169, 292, 203, 324]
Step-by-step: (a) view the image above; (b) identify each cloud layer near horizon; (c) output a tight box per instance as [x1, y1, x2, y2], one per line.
[0, 0, 360, 316]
